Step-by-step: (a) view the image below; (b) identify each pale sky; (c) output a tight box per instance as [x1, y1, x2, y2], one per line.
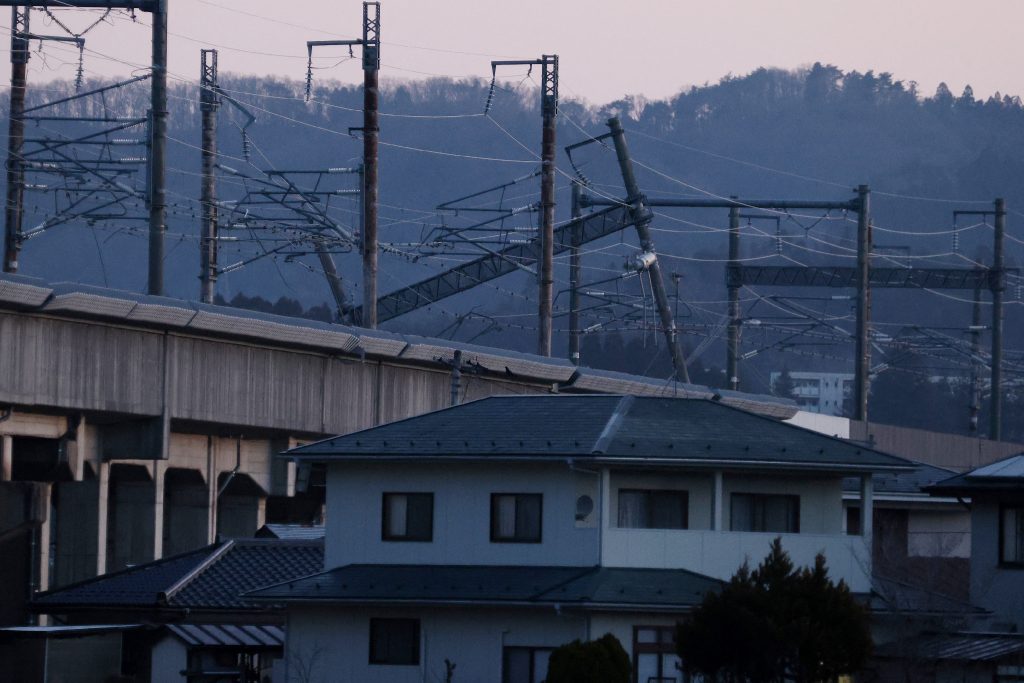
[13, 0, 1024, 104]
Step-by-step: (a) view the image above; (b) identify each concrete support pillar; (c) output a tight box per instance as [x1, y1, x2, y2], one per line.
[163, 468, 212, 557]
[95, 462, 109, 576]
[206, 437, 217, 544]
[152, 461, 166, 561]
[859, 474, 874, 545]
[712, 471, 724, 531]
[106, 464, 157, 572]
[36, 484, 51, 594]
[1, 435, 11, 481]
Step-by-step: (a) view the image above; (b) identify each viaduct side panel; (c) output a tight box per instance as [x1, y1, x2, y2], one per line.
[0, 312, 163, 414]
[377, 364, 450, 425]
[322, 359, 378, 436]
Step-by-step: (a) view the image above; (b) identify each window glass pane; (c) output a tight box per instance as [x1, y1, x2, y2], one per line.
[516, 495, 542, 541]
[618, 490, 648, 528]
[764, 496, 798, 533]
[384, 494, 407, 538]
[650, 491, 687, 530]
[533, 650, 551, 682]
[636, 653, 660, 683]
[730, 494, 753, 531]
[661, 654, 682, 682]
[406, 494, 433, 541]
[493, 495, 516, 539]
[636, 628, 659, 644]
[503, 649, 530, 683]
[370, 619, 419, 665]
[1004, 507, 1023, 563]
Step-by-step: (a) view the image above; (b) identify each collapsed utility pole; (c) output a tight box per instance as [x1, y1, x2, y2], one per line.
[489, 55, 558, 356]
[305, 1, 379, 328]
[606, 116, 690, 383]
[199, 49, 219, 304]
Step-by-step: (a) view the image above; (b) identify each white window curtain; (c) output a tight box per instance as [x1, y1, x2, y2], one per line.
[386, 494, 407, 537]
[618, 490, 648, 528]
[496, 495, 517, 538]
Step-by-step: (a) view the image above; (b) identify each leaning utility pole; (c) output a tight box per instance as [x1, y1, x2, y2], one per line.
[3, 6, 29, 273]
[853, 184, 872, 422]
[490, 55, 558, 356]
[199, 49, 219, 304]
[606, 116, 690, 383]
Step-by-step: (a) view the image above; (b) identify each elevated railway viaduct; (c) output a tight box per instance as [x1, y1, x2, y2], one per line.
[0, 274, 794, 624]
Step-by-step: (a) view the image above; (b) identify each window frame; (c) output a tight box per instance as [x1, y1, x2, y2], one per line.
[632, 625, 685, 683]
[729, 492, 801, 533]
[381, 492, 434, 542]
[999, 504, 1024, 568]
[490, 493, 543, 544]
[617, 488, 690, 530]
[368, 617, 420, 666]
[502, 645, 554, 683]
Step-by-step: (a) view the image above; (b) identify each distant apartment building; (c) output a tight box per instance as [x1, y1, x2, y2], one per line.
[771, 371, 854, 416]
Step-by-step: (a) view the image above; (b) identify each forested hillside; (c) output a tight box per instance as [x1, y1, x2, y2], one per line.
[6, 64, 1023, 437]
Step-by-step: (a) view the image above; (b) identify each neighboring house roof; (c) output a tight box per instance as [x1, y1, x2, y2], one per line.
[288, 394, 912, 473]
[843, 462, 959, 500]
[255, 524, 326, 541]
[33, 539, 323, 613]
[926, 452, 1024, 496]
[245, 564, 722, 612]
[874, 631, 1024, 663]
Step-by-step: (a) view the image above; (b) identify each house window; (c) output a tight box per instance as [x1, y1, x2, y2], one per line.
[382, 493, 433, 541]
[491, 493, 542, 543]
[618, 489, 689, 529]
[369, 618, 420, 665]
[503, 646, 553, 683]
[1001, 505, 1024, 566]
[730, 493, 800, 533]
[633, 626, 684, 683]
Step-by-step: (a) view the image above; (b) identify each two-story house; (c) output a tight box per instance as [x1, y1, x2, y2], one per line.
[249, 394, 912, 683]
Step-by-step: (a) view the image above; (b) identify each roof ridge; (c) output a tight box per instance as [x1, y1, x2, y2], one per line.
[33, 542, 217, 601]
[591, 395, 634, 454]
[161, 540, 235, 605]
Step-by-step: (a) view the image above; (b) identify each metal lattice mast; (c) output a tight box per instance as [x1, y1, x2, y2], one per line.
[361, 2, 380, 328]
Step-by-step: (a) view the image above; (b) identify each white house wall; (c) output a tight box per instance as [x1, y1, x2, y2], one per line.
[286, 606, 586, 683]
[324, 462, 600, 568]
[151, 636, 188, 683]
[969, 501, 1024, 630]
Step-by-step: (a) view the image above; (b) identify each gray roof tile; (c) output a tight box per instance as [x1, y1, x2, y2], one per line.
[290, 395, 912, 472]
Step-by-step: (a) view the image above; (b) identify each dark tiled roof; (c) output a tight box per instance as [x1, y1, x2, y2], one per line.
[255, 524, 326, 540]
[926, 453, 1024, 496]
[874, 632, 1024, 662]
[246, 564, 721, 610]
[289, 395, 912, 473]
[34, 540, 322, 612]
[843, 462, 957, 496]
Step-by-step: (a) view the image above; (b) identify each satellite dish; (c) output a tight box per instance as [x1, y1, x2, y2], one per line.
[575, 494, 594, 521]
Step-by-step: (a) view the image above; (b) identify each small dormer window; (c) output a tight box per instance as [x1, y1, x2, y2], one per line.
[491, 493, 542, 543]
[1001, 505, 1024, 566]
[382, 493, 434, 542]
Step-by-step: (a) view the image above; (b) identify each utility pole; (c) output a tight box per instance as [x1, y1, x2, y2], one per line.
[148, 0, 168, 296]
[361, 2, 380, 329]
[305, 1, 379, 327]
[199, 49, 219, 304]
[3, 7, 29, 273]
[568, 181, 582, 365]
[853, 184, 871, 422]
[726, 202, 740, 390]
[969, 283, 983, 434]
[606, 116, 690, 383]
[990, 197, 1005, 440]
[490, 55, 558, 356]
